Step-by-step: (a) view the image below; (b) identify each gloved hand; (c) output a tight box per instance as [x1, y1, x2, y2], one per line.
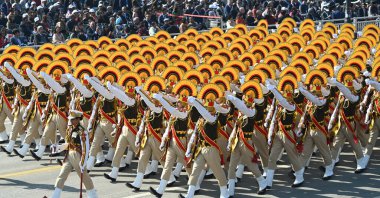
[135, 137, 140, 148]
[159, 142, 165, 151]
[268, 138, 272, 146]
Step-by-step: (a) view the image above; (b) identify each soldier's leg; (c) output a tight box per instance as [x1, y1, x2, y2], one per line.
[127, 141, 152, 189]
[14, 115, 40, 158]
[56, 116, 68, 141]
[86, 125, 105, 170]
[217, 137, 229, 172]
[331, 126, 346, 161]
[30, 116, 57, 160]
[0, 108, 9, 142]
[282, 132, 305, 187]
[227, 143, 241, 197]
[124, 127, 137, 166]
[203, 146, 228, 197]
[150, 145, 176, 196]
[312, 130, 333, 167]
[102, 121, 116, 161]
[266, 134, 284, 188]
[54, 157, 73, 189]
[300, 132, 315, 167]
[253, 129, 269, 169]
[105, 133, 128, 181]
[342, 125, 364, 160]
[71, 152, 95, 190]
[364, 117, 380, 156]
[2, 108, 25, 152]
[183, 151, 206, 198]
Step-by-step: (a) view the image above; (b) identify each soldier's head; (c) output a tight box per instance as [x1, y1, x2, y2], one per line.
[68, 110, 83, 126]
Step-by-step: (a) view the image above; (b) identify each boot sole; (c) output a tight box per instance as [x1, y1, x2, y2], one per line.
[13, 149, 24, 158]
[126, 183, 140, 191]
[291, 181, 304, 188]
[149, 187, 163, 198]
[0, 146, 11, 155]
[103, 173, 116, 183]
[30, 150, 41, 161]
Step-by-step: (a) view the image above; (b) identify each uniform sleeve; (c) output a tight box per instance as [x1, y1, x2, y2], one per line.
[227, 95, 256, 117]
[136, 89, 162, 113]
[188, 96, 216, 123]
[299, 86, 326, 106]
[153, 93, 187, 119]
[269, 87, 296, 111]
[335, 81, 359, 102]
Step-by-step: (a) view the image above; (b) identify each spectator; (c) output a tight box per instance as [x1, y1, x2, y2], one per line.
[19, 13, 33, 39]
[10, 29, 24, 45]
[0, 12, 8, 27]
[236, 12, 245, 24]
[52, 26, 65, 44]
[70, 25, 87, 40]
[149, 21, 160, 36]
[179, 18, 188, 33]
[33, 25, 48, 45]
[246, 10, 255, 26]
[0, 27, 8, 48]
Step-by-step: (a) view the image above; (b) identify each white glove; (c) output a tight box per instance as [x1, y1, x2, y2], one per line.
[267, 83, 275, 91]
[135, 86, 142, 91]
[152, 93, 162, 100]
[226, 143, 231, 152]
[159, 142, 165, 151]
[22, 114, 27, 121]
[185, 150, 192, 158]
[365, 78, 370, 85]
[112, 124, 117, 129]
[135, 137, 140, 148]
[79, 162, 86, 172]
[296, 130, 303, 137]
[328, 78, 337, 85]
[188, 96, 196, 104]
[267, 138, 272, 146]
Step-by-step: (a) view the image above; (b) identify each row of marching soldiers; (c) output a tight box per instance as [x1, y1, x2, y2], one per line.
[0, 58, 378, 198]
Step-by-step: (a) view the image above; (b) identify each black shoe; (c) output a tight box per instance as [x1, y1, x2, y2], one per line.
[167, 180, 176, 187]
[257, 187, 267, 195]
[126, 183, 140, 191]
[149, 186, 163, 198]
[30, 149, 41, 161]
[104, 173, 116, 182]
[32, 148, 38, 152]
[119, 166, 127, 172]
[288, 170, 295, 179]
[266, 186, 272, 190]
[0, 146, 11, 155]
[322, 175, 333, 180]
[13, 148, 24, 158]
[56, 159, 63, 166]
[49, 152, 61, 157]
[354, 168, 366, 174]
[144, 171, 156, 179]
[178, 194, 185, 198]
[319, 166, 325, 172]
[195, 189, 200, 195]
[236, 177, 241, 182]
[291, 181, 304, 188]
[58, 139, 65, 144]
[204, 173, 214, 179]
[105, 159, 112, 163]
[0, 140, 9, 144]
[94, 162, 105, 167]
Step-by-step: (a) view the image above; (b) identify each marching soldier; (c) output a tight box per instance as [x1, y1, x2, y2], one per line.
[104, 71, 142, 182]
[50, 110, 98, 198]
[1, 62, 32, 155]
[86, 67, 120, 170]
[150, 79, 196, 197]
[30, 62, 69, 161]
[127, 76, 166, 191]
[65, 65, 97, 129]
[0, 66, 15, 143]
[328, 67, 368, 173]
[358, 67, 380, 167]
[265, 75, 305, 188]
[297, 70, 334, 180]
[226, 80, 267, 196]
[181, 84, 229, 198]
[14, 68, 51, 158]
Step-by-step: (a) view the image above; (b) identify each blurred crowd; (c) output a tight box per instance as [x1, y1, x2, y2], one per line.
[0, 0, 379, 48]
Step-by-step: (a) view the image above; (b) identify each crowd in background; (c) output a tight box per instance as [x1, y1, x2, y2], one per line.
[0, 0, 379, 48]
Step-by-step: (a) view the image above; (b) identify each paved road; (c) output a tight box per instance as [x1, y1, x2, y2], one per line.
[0, 120, 380, 198]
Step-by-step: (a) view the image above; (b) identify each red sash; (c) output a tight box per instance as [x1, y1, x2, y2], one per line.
[200, 129, 224, 165]
[1, 91, 12, 111]
[329, 104, 335, 112]
[100, 109, 116, 125]
[226, 120, 234, 130]
[189, 120, 195, 130]
[238, 128, 257, 163]
[376, 99, 380, 115]
[171, 126, 188, 162]
[138, 106, 144, 115]
[218, 128, 229, 140]
[77, 105, 90, 120]
[147, 123, 162, 143]
[52, 103, 68, 121]
[163, 109, 171, 120]
[18, 94, 29, 106]
[354, 114, 367, 130]
[36, 100, 43, 116]
[124, 118, 138, 135]
[279, 121, 297, 145]
[295, 105, 304, 115]
[267, 97, 273, 105]
[340, 111, 358, 144]
[310, 113, 329, 144]
[254, 123, 268, 140]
